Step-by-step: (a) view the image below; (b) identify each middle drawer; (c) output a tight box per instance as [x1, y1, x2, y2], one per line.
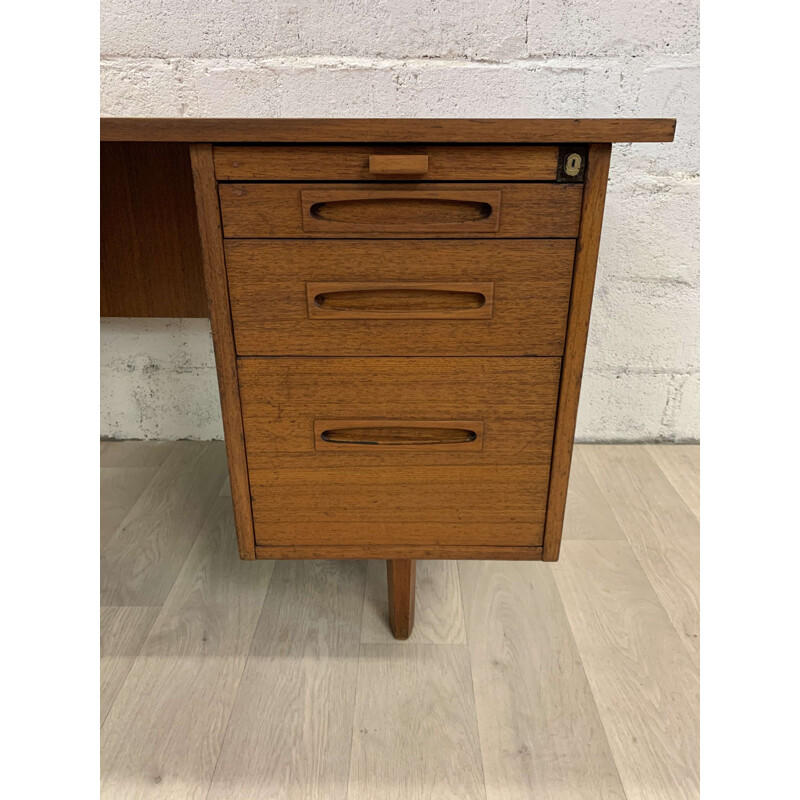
[226, 239, 576, 356]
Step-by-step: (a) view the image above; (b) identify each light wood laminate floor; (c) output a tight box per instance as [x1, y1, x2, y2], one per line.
[101, 442, 699, 800]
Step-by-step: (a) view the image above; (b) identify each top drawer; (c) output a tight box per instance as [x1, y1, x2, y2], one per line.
[213, 145, 560, 181]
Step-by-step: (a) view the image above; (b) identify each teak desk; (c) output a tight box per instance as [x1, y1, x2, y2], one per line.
[101, 118, 675, 639]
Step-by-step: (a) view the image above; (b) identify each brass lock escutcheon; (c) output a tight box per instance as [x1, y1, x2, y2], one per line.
[557, 145, 588, 182]
[565, 152, 582, 176]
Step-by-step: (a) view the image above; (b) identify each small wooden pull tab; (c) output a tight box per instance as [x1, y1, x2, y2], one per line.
[369, 155, 429, 175]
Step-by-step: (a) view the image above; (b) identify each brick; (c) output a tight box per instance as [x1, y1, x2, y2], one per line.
[276, 62, 399, 117]
[181, 60, 282, 117]
[575, 371, 673, 442]
[600, 173, 699, 284]
[100, 59, 183, 116]
[392, 59, 622, 117]
[671, 373, 700, 442]
[585, 281, 699, 373]
[617, 57, 700, 174]
[526, 0, 699, 57]
[101, 0, 528, 60]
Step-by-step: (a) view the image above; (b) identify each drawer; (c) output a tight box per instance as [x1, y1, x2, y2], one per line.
[214, 145, 560, 181]
[226, 240, 575, 356]
[238, 357, 561, 548]
[218, 182, 583, 239]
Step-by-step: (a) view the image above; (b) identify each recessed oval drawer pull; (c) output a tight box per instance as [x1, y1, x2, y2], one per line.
[313, 419, 485, 451]
[321, 426, 477, 446]
[300, 189, 502, 233]
[315, 288, 486, 313]
[305, 281, 495, 320]
[309, 198, 493, 224]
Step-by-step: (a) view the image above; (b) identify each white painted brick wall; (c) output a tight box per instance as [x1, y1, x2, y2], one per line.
[100, 0, 699, 442]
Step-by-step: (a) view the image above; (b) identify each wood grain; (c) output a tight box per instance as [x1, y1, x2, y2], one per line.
[254, 544, 543, 560]
[348, 644, 485, 800]
[190, 143, 256, 560]
[207, 560, 365, 800]
[214, 145, 559, 180]
[99, 606, 159, 726]
[100, 442, 228, 606]
[646, 444, 700, 518]
[226, 240, 574, 356]
[543, 143, 612, 561]
[361, 559, 466, 644]
[582, 445, 700, 665]
[238, 357, 560, 548]
[460, 560, 625, 799]
[100, 496, 275, 800]
[562, 446, 625, 540]
[101, 142, 208, 318]
[101, 117, 677, 143]
[386, 559, 416, 640]
[553, 541, 700, 800]
[369, 153, 429, 175]
[219, 182, 582, 239]
[100, 467, 158, 549]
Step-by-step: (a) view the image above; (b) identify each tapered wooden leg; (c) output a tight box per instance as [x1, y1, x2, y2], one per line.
[386, 559, 416, 640]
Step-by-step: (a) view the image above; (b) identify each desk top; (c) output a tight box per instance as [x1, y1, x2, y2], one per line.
[100, 117, 675, 144]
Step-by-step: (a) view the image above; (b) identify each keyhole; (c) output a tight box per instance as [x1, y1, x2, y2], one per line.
[565, 153, 582, 177]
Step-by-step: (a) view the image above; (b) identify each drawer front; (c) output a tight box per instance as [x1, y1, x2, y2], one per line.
[226, 240, 575, 356]
[218, 182, 582, 238]
[213, 145, 560, 181]
[238, 357, 561, 548]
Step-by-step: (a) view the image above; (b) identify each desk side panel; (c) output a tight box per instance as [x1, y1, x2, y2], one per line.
[190, 143, 256, 559]
[542, 143, 612, 561]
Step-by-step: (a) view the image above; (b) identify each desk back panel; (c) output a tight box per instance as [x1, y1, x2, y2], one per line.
[100, 142, 208, 318]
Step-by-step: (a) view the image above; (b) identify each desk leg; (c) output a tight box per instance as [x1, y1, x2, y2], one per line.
[386, 559, 416, 640]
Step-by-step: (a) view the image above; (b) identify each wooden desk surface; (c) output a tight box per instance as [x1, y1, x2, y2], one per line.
[101, 117, 676, 143]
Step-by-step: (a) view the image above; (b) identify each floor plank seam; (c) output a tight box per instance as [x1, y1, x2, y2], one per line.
[641, 446, 699, 522]
[101, 442, 207, 561]
[457, 562, 489, 800]
[551, 567, 630, 800]
[130, 442, 227, 608]
[645, 445, 700, 521]
[100, 606, 162, 729]
[582, 448, 700, 669]
[203, 560, 278, 800]
[99, 466, 162, 558]
[624, 542, 700, 670]
[345, 568, 370, 799]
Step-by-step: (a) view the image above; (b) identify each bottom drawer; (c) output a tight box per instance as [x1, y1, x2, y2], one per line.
[238, 357, 561, 549]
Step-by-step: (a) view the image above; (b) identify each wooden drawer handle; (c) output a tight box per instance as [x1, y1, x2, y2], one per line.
[300, 189, 502, 233]
[323, 426, 476, 445]
[306, 281, 494, 319]
[369, 155, 429, 175]
[314, 420, 484, 451]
